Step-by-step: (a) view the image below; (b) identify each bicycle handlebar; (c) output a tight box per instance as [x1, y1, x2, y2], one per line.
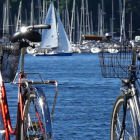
[26, 24, 51, 30]
[28, 80, 58, 85]
[14, 80, 58, 86]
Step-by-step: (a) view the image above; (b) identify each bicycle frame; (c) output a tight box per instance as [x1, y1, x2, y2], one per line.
[0, 70, 26, 140]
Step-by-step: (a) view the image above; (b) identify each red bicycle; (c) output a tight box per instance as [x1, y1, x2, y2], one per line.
[0, 24, 58, 140]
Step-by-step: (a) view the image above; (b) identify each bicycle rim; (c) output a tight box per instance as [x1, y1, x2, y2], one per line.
[21, 89, 52, 140]
[110, 94, 139, 140]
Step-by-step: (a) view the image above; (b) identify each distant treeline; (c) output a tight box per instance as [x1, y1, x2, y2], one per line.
[0, 0, 140, 38]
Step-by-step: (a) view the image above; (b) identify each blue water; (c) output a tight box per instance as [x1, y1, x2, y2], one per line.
[6, 53, 121, 140]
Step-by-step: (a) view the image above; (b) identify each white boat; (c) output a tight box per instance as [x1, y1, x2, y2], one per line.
[107, 48, 119, 53]
[107, 44, 119, 53]
[36, 1, 72, 56]
[91, 47, 101, 53]
[72, 44, 81, 53]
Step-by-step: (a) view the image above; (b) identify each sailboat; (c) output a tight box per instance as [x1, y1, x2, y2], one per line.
[36, 1, 72, 56]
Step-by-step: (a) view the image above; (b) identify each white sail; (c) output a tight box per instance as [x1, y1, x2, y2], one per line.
[41, 1, 58, 49]
[38, 1, 72, 56]
[56, 12, 72, 52]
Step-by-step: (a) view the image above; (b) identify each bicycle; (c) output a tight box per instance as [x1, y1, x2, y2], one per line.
[0, 24, 58, 140]
[83, 34, 140, 140]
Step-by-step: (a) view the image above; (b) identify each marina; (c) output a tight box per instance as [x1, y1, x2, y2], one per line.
[1, 0, 140, 55]
[0, 0, 140, 139]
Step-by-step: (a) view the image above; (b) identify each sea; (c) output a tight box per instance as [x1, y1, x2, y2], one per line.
[5, 53, 121, 140]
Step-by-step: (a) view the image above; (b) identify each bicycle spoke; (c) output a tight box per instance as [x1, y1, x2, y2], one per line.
[116, 114, 122, 138]
[24, 99, 45, 139]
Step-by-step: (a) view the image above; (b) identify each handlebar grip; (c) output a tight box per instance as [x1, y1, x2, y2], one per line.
[28, 24, 51, 30]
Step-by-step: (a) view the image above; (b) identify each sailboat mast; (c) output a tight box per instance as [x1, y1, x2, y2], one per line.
[76, 5, 80, 43]
[6, 0, 9, 35]
[65, 0, 70, 40]
[111, 0, 114, 37]
[3, 3, 6, 37]
[98, 4, 100, 35]
[85, 0, 90, 34]
[120, 0, 126, 42]
[119, 0, 122, 41]
[80, 0, 85, 42]
[3, 0, 10, 39]
[73, 5, 76, 43]
[101, 0, 104, 35]
[129, 12, 133, 40]
[70, 0, 75, 43]
[90, 11, 94, 34]
[42, 0, 47, 24]
[16, 1, 22, 32]
[82, 0, 85, 35]
[30, 0, 34, 25]
[98, 3, 103, 36]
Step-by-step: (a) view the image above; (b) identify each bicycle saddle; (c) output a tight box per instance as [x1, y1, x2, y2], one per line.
[11, 28, 41, 43]
[11, 25, 51, 43]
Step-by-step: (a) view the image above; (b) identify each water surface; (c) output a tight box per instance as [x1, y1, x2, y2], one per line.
[6, 53, 121, 140]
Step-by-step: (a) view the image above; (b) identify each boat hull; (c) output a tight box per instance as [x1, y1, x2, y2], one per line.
[35, 52, 73, 56]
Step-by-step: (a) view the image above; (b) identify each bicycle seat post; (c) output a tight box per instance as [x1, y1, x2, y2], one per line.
[20, 48, 25, 73]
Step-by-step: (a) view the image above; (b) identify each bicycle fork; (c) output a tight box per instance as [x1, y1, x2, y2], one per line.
[119, 90, 132, 140]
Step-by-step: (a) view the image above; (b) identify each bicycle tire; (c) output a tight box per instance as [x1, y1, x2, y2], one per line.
[21, 86, 52, 140]
[110, 93, 139, 140]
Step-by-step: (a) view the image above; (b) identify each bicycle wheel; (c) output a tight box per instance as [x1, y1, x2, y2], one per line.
[21, 87, 52, 140]
[110, 93, 139, 140]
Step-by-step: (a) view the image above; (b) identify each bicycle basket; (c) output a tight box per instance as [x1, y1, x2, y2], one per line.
[98, 43, 140, 79]
[0, 43, 20, 83]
